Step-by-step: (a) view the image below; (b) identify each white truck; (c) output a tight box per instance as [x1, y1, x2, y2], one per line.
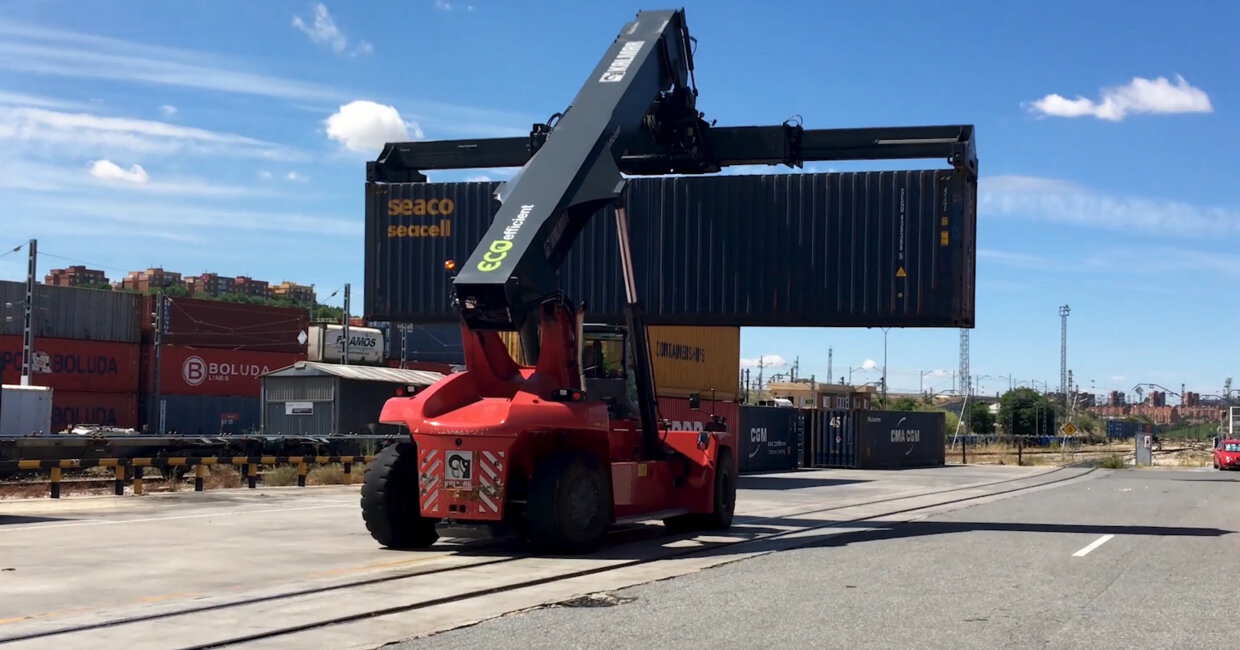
[1, 384, 53, 436]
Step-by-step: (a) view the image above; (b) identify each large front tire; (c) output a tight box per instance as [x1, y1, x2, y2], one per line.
[663, 446, 737, 533]
[360, 442, 439, 549]
[526, 451, 612, 555]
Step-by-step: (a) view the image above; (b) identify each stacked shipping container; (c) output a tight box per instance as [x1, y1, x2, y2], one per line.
[1, 281, 141, 431]
[139, 295, 309, 434]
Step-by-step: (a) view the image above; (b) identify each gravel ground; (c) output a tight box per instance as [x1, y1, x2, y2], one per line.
[394, 467, 1240, 650]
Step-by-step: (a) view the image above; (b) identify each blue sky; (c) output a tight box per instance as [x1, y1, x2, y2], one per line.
[0, 0, 1235, 403]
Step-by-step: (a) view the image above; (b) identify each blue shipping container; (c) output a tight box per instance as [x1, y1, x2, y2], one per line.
[159, 395, 261, 435]
[736, 405, 799, 474]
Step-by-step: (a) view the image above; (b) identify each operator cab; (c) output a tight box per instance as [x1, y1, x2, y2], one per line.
[580, 324, 639, 419]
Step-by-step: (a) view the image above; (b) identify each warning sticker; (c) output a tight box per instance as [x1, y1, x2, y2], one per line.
[445, 450, 474, 488]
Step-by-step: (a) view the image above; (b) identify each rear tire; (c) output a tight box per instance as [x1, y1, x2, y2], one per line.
[662, 446, 737, 533]
[526, 451, 611, 555]
[360, 442, 439, 550]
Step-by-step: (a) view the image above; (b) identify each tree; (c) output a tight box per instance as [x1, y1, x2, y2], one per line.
[999, 388, 1057, 437]
[888, 396, 921, 412]
[970, 402, 996, 434]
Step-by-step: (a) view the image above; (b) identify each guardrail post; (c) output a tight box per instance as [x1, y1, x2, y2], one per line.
[195, 464, 206, 492]
[247, 463, 257, 489]
[343, 461, 352, 477]
[298, 462, 308, 488]
[50, 467, 61, 499]
[115, 464, 125, 496]
[133, 466, 144, 496]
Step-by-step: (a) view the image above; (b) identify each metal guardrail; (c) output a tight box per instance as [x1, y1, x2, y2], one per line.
[0, 455, 376, 499]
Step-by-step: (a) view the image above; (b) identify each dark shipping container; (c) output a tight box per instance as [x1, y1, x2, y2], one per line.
[735, 405, 799, 473]
[1, 280, 141, 343]
[151, 344, 305, 398]
[51, 391, 140, 431]
[0, 335, 141, 393]
[158, 395, 261, 435]
[1106, 419, 1138, 439]
[806, 409, 945, 469]
[364, 170, 976, 327]
[143, 295, 309, 353]
[376, 322, 466, 364]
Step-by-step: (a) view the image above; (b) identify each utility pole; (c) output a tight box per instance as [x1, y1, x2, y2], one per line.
[341, 283, 351, 366]
[827, 347, 833, 386]
[21, 238, 36, 386]
[959, 328, 970, 434]
[1059, 305, 1070, 408]
[150, 290, 164, 434]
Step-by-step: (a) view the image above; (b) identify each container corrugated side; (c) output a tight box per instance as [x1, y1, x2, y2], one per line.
[855, 410, 945, 469]
[735, 405, 799, 473]
[654, 396, 740, 473]
[808, 409, 859, 468]
[51, 391, 140, 431]
[1, 281, 141, 343]
[1, 335, 141, 393]
[364, 170, 976, 328]
[143, 295, 309, 353]
[647, 326, 739, 401]
[494, 326, 738, 401]
[159, 395, 261, 435]
[384, 322, 465, 364]
[152, 344, 305, 398]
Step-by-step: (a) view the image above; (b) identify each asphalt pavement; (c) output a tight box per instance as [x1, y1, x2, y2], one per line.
[396, 467, 1240, 650]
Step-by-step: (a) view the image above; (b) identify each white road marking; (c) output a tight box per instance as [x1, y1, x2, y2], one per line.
[1072, 534, 1115, 557]
[4, 503, 354, 531]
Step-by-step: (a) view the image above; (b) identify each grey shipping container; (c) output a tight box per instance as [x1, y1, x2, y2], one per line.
[363, 169, 976, 328]
[378, 322, 465, 364]
[807, 409, 945, 469]
[736, 405, 800, 473]
[158, 395, 261, 435]
[1, 280, 141, 343]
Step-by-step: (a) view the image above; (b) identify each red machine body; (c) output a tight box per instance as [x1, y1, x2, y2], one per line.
[378, 300, 732, 534]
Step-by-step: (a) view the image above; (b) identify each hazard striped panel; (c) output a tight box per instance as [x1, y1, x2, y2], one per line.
[419, 448, 442, 513]
[475, 450, 506, 514]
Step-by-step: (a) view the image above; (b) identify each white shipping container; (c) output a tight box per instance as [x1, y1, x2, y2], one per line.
[307, 325, 385, 365]
[1, 384, 54, 436]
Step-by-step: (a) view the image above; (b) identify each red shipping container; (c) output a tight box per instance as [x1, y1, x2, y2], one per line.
[656, 395, 740, 432]
[142, 295, 309, 353]
[51, 391, 140, 431]
[154, 345, 305, 397]
[0, 335, 140, 393]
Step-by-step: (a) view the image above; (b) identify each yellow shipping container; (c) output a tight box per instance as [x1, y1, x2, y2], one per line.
[496, 325, 739, 401]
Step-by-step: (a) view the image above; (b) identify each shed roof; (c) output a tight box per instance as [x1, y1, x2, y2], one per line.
[265, 361, 446, 386]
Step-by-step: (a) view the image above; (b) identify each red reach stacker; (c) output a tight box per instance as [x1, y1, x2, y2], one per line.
[360, 8, 978, 554]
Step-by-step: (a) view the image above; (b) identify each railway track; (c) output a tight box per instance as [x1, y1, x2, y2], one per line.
[0, 465, 1097, 649]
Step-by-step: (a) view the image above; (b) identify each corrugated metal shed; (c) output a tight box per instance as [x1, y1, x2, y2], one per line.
[363, 169, 976, 328]
[1, 281, 141, 343]
[260, 361, 446, 436]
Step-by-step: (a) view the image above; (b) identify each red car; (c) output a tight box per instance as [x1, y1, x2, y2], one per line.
[1214, 440, 1240, 470]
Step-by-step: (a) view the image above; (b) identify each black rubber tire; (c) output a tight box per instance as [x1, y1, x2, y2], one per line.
[662, 446, 737, 533]
[702, 446, 737, 530]
[360, 442, 439, 550]
[525, 451, 612, 555]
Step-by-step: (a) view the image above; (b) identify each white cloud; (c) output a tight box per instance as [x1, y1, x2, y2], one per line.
[979, 174, 1240, 238]
[89, 159, 149, 184]
[292, 3, 373, 56]
[1111, 376, 1126, 382]
[0, 158, 283, 199]
[0, 106, 301, 161]
[465, 174, 493, 182]
[0, 89, 91, 110]
[0, 17, 340, 102]
[1026, 75, 1212, 121]
[159, 104, 177, 117]
[324, 100, 422, 153]
[860, 359, 878, 370]
[258, 170, 274, 179]
[285, 171, 307, 182]
[740, 354, 788, 369]
[434, 1, 477, 10]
